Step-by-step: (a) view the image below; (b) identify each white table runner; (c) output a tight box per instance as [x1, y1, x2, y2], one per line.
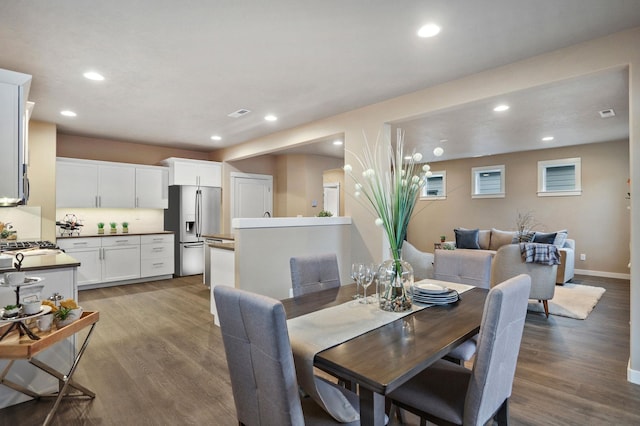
[287, 280, 474, 422]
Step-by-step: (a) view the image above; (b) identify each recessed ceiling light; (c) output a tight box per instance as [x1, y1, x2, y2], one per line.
[417, 23, 441, 38]
[542, 136, 554, 142]
[493, 104, 510, 112]
[333, 140, 343, 146]
[83, 71, 104, 81]
[264, 114, 278, 122]
[211, 135, 222, 141]
[433, 147, 444, 157]
[60, 110, 77, 117]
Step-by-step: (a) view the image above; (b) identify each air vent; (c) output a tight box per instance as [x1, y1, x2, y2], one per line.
[228, 109, 251, 118]
[599, 108, 616, 118]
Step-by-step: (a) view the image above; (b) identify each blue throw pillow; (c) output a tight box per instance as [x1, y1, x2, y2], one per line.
[454, 228, 480, 249]
[532, 231, 557, 244]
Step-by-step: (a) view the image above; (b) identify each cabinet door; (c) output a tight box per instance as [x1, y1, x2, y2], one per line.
[67, 248, 102, 287]
[102, 245, 141, 282]
[197, 162, 222, 187]
[0, 82, 19, 202]
[98, 164, 136, 208]
[56, 160, 99, 208]
[136, 167, 168, 208]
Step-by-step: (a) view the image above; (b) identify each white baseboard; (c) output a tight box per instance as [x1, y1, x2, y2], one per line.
[628, 360, 640, 385]
[574, 269, 630, 280]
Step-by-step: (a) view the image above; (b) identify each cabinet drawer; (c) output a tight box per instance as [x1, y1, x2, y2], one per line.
[141, 258, 174, 277]
[140, 243, 173, 260]
[57, 237, 101, 250]
[101, 235, 141, 247]
[141, 234, 174, 245]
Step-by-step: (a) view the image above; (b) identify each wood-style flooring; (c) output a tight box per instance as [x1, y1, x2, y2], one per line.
[1, 274, 639, 425]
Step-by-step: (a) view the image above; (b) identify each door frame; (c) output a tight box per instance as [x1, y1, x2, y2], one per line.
[230, 172, 274, 221]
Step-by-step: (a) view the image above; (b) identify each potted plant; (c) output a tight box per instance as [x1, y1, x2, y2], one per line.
[440, 235, 446, 242]
[122, 222, 129, 233]
[109, 222, 117, 234]
[97, 222, 105, 234]
[2, 304, 20, 318]
[317, 210, 333, 217]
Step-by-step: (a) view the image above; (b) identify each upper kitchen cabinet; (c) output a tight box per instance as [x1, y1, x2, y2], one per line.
[135, 165, 169, 208]
[0, 69, 31, 207]
[161, 157, 221, 187]
[56, 158, 168, 209]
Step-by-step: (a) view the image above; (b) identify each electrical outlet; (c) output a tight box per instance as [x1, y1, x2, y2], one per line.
[580, 253, 586, 261]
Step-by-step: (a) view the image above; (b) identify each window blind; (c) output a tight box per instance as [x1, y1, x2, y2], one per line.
[476, 171, 502, 194]
[545, 165, 575, 191]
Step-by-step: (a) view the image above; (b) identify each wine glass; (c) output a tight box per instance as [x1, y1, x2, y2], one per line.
[351, 263, 363, 299]
[360, 264, 375, 304]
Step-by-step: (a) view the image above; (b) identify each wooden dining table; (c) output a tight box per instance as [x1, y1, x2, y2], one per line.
[282, 282, 489, 426]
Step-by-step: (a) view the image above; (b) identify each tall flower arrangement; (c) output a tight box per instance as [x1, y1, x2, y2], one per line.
[344, 130, 439, 311]
[344, 131, 432, 259]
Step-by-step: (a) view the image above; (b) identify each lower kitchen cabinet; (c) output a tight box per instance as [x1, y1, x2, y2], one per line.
[57, 233, 174, 288]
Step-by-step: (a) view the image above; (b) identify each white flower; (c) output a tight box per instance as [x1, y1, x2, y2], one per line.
[400, 169, 406, 176]
[401, 179, 408, 186]
[375, 218, 384, 227]
[363, 169, 375, 178]
[411, 175, 420, 183]
[425, 171, 433, 177]
[355, 191, 361, 197]
[412, 153, 423, 162]
[343, 164, 352, 172]
[422, 164, 431, 172]
[355, 183, 362, 190]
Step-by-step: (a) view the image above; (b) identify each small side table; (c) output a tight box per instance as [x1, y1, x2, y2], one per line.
[0, 311, 99, 426]
[434, 242, 443, 250]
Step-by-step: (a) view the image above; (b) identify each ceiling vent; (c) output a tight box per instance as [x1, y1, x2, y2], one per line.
[228, 109, 251, 118]
[599, 108, 615, 118]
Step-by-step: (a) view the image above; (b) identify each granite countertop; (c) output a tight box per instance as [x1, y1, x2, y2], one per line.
[207, 241, 235, 251]
[203, 233, 235, 241]
[57, 231, 174, 239]
[0, 252, 80, 273]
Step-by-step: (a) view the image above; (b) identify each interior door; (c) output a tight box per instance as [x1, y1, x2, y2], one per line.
[323, 183, 340, 216]
[231, 173, 273, 219]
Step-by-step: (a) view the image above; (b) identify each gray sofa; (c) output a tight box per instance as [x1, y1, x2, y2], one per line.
[436, 228, 574, 285]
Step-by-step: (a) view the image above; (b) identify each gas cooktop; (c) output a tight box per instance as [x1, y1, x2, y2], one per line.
[0, 241, 59, 253]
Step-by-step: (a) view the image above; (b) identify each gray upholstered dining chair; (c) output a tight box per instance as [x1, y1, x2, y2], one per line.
[290, 253, 341, 298]
[388, 274, 531, 426]
[214, 285, 359, 426]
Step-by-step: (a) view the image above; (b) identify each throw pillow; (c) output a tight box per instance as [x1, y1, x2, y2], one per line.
[532, 231, 557, 244]
[489, 228, 517, 251]
[454, 228, 480, 249]
[553, 230, 568, 248]
[458, 227, 491, 249]
[517, 231, 536, 243]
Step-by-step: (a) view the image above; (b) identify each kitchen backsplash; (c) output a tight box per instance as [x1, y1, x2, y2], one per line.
[0, 206, 42, 240]
[55, 208, 165, 237]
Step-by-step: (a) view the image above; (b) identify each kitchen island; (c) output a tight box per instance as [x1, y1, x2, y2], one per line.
[0, 251, 80, 409]
[208, 217, 352, 325]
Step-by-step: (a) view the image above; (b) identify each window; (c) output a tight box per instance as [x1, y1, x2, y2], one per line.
[472, 165, 505, 198]
[420, 171, 446, 200]
[538, 158, 581, 196]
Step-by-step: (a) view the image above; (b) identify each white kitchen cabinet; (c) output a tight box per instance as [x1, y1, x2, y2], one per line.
[98, 163, 136, 208]
[56, 160, 99, 208]
[101, 235, 141, 282]
[161, 157, 222, 187]
[140, 234, 174, 277]
[56, 238, 101, 287]
[136, 166, 169, 208]
[56, 158, 167, 209]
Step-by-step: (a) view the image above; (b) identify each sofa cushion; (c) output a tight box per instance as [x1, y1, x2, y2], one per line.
[454, 228, 480, 249]
[516, 231, 536, 243]
[478, 230, 491, 250]
[489, 228, 516, 251]
[533, 231, 557, 244]
[553, 230, 568, 248]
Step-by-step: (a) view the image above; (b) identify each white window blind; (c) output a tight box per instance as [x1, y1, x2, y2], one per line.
[472, 165, 505, 198]
[421, 171, 446, 200]
[538, 158, 581, 196]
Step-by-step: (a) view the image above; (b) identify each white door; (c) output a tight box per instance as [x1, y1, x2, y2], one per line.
[323, 182, 340, 216]
[231, 173, 273, 219]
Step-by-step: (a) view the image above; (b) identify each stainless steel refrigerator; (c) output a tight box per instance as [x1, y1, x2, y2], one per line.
[165, 185, 221, 276]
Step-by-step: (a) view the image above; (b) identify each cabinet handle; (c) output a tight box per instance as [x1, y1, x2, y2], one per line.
[73, 242, 88, 246]
[98, 195, 102, 207]
[152, 262, 164, 267]
[153, 238, 163, 241]
[116, 240, 129, 243]
[152, 247, 164, 252]
[95, 195, 99, 208]
[136, 196, 139, 208]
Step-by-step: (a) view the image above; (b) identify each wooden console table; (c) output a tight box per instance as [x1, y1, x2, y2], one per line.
[0, 311, 99, 426]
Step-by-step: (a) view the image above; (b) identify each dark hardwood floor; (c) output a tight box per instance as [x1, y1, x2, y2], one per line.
[1, 274, 639, 425]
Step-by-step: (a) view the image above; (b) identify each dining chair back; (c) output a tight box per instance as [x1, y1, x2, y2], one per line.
[290, 253, 341, 298]
[388, 274, 531, 426]
[214, 285, 359, 426]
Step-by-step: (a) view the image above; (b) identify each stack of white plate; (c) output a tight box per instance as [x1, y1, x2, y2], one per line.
[413, 282, 459, 305]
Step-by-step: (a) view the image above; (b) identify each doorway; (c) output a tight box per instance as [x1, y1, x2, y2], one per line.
[230, 172, 273, 219]
[323, 182, 340, 216]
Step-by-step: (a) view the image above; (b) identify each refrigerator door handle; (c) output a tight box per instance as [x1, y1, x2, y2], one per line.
[195, 189, 202, 238]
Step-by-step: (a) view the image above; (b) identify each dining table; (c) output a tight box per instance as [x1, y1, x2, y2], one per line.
[282, 280, 489, 426]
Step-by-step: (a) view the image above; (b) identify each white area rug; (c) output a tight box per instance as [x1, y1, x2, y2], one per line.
[528, 283, 606, 320]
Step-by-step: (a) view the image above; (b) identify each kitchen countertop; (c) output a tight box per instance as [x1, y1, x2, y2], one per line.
[203, 233, 235, 241]
[207, 241, 235, 251]
[57, 231, 174, 239]
[0, 252, 80, 273]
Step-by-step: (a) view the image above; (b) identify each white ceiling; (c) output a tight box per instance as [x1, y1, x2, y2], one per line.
[1, 1, 639, 158]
